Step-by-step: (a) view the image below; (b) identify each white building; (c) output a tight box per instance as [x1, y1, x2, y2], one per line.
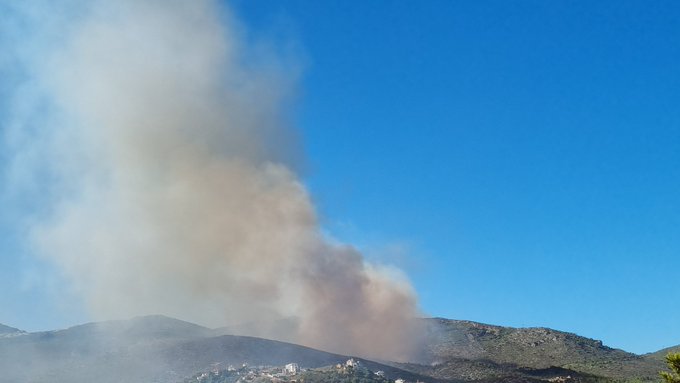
[345, 358, 361, 368]
[285, 363, 300, 374]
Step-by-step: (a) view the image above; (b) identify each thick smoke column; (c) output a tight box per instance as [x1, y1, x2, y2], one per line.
[2, 1, 422, 360]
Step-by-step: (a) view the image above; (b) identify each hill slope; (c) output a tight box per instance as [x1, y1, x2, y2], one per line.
[0, 323, 23, 335]
[396, 318, 661, 382]
[0, 315, 674, 383]
[642, 344, 680, 377]
[645, 345, 680, 360]
[0, 315, 428, 383]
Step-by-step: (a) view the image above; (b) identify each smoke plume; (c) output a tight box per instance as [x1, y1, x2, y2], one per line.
[2, 0, 422, 361]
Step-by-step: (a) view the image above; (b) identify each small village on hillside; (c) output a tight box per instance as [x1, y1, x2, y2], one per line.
[185, 358, 414, 383]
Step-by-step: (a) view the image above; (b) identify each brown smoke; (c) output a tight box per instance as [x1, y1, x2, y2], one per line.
[8, 0, 422, 361]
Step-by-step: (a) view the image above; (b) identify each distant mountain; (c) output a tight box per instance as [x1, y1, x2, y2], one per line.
[0, 323, 23, 335]
[0, 315, 427, 383]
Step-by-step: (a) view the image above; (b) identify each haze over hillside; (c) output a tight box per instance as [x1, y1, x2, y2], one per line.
[0, 323, 23, 336]
[0, 316, 427, 383]
[0, 315, 675, 383]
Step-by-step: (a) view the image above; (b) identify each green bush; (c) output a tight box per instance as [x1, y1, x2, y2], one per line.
[660, 353, 680, 383]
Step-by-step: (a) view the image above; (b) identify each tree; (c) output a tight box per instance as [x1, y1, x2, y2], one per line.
[660, 352, 680, 383]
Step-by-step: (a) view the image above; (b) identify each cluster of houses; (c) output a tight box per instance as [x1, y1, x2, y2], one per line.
[335, 358, 361, 371]
[335, 358, 409, 383]
[193, 361, 305, 383]
[192, 359, 413, 383]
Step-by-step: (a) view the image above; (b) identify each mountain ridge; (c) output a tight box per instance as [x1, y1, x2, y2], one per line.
[0, 315, 676, 383]
[0, 323, 24, 337]
[409, 317, 665, 381]
[0, 315, 431, 383]
[0, 323, 22, 332]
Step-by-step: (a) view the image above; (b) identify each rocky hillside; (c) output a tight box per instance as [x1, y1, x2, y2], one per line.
[395, 318, 665, 382]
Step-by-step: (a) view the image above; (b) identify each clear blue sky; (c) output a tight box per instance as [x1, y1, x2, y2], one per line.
[2, 1, 680, 354]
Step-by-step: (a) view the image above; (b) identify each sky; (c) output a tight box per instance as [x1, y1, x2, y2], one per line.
[1, 0, 680, 354]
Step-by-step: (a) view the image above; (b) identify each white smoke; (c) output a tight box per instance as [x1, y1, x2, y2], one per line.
[2, 0, 422, 361]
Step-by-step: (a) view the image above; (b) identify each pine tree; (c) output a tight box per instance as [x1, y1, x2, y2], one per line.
[660, 352, 680, 383]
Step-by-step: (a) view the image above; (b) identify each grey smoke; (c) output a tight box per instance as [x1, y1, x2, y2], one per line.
[2, 0, 422, 361]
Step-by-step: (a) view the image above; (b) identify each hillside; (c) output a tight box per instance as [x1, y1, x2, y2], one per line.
[0, 315, 428, 383]
[393, 318, 663, 382]
[219, 317, 670, 381]
[0, 323, 23, 336]
[645, 345, 680, 360]
[182, 359, 429, 383]
[642, 344, 680, 377]
[0, 315, 675, 383]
